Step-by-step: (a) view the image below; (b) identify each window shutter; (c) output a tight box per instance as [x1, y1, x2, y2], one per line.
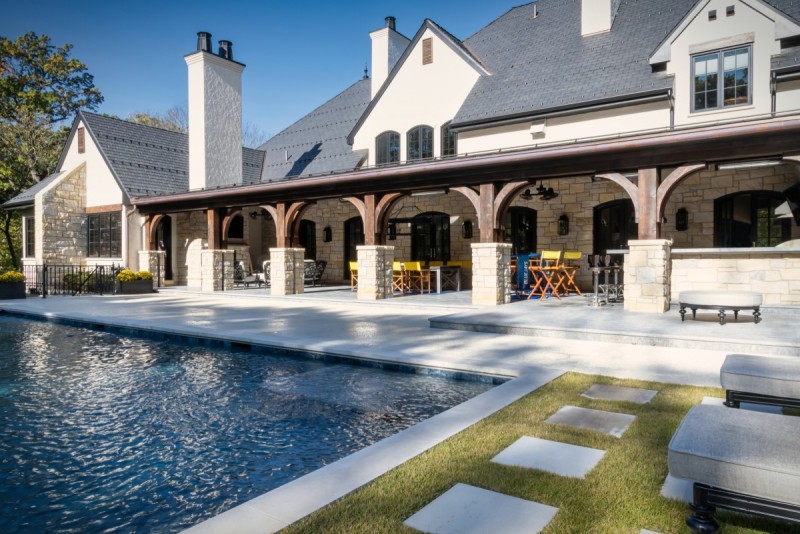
[422, 38, 432, 65]
[77, 127, 85, 154]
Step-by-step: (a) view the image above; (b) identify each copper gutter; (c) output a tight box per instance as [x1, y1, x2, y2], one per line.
[133, 116, 800, 213]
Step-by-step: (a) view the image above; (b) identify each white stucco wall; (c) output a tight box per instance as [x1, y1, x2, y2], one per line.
[59, 120, 124, 207]
[370, 26, 411, 98]
[666, 0, 783, 126]
[353, 28, 482, 165]
[776, 79, 800, 113]
[458, 101, 670, 154]
[186, 52, 243, 190]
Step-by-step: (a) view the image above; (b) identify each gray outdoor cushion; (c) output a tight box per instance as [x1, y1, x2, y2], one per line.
[678, 291, 762, 308]
[668, 404, 800, 506]
[721, 354, 800, 399]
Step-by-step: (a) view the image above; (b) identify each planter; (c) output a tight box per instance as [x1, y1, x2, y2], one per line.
[116, 280, 155, 294]
[0, 282, 26, 300]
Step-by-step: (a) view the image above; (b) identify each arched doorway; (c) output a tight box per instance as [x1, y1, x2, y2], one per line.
[594, 200, 637, 254]
[344, 216, 364, 279]
[411, 212, 450, 262]
[504, 207, 537, 254]
[714, 190, 790, 247]
[155, 215, 173, 280]
[298, 220, 316, 259]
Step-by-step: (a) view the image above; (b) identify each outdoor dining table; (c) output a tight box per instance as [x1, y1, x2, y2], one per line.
[429, 265, 461, 294]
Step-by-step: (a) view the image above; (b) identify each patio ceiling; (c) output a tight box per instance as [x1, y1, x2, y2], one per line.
[133, 116, 800, 214]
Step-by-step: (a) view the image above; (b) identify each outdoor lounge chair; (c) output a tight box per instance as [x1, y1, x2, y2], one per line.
[668, 404, 800, 533]
[233, 260, 261, 288]
[720, 353, 800, 409]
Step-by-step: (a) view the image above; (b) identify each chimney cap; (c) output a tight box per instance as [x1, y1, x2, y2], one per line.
[197, 31, 212, 52]
[385, 16, 396, 30]
[218, 40, 233, 60]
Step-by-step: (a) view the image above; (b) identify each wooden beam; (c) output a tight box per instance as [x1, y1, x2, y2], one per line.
[207, 208, 221, 249]
[364, 194, 377, 245]
[637, 168, 659, 239]
[479, 183, 496, 242]
[656, 164, 706, 221]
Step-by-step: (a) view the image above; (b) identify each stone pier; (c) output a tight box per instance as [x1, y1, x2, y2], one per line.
[357, 245, 394, 300]
[200, 249, 235, 292]
[624, 239, 671, 313]
[138, 250, 166, 289]
[471, 243, 512, 305]
[270, 248, 305, 296]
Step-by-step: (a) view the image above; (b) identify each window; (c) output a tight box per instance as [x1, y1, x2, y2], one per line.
[298, 220, 316, 260]
[692, 46, 750, 112]
[422, 38, 433, 65]
[77, 127, 85, 154]
[376, 131, 400, 165]
[227, 214, 244, 240]
[714, 191, 789, 247]
[88, 211, 122, 257]
[593, 200, 638, 254]
[24, 216, 35, 258]
[407, 125, 433, 161]
[441, 122, 457, 157]
[504, 207, 537, 255]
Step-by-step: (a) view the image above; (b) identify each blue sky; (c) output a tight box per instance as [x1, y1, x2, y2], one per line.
[3, 0, 525, 137]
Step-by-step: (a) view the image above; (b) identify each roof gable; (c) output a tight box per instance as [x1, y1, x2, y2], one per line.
[347, 19, 489, 145]
[650, 0, 800, 65]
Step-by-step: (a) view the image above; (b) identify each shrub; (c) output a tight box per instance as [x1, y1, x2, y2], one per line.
[0, 271, 26, 283]
[116, 269, 153, 282]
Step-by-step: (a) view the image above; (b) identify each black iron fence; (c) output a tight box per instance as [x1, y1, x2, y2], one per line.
[21, 264, 119, 297]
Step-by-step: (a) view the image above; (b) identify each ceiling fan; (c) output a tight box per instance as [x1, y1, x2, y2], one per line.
[520, 183, 559, 201]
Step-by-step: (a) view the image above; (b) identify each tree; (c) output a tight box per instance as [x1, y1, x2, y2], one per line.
[128, 105, 271, 147]
[0, 32, 102, 269]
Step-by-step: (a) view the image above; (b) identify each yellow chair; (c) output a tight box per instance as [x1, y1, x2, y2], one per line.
[561, 251, 583, 296]
[349, 261, 358, 290]
[392, 261, 407, 293]
[528, 250, 563, 300]
[404, 261, 431, 294]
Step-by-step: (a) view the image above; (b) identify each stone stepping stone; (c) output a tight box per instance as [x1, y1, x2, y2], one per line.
[701, 395, 783, 414]
[403, 483, 558, 534]
[582, 384, 658, 404]
[546, 405, 636, 438]
[660, 473, 693, 503]
[491, 436, 605, 479]
[641, 530, 662, 534]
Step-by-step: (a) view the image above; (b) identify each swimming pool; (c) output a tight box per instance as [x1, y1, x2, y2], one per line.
[0, 314, 495, 532]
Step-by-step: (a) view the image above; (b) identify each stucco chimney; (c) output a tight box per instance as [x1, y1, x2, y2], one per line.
[581, 0, 621, 36]
[185, 32, 245, 190]
[369, 16, 410, 99]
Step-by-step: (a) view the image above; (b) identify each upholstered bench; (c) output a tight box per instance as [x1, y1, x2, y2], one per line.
[678, 290, 762, 325]
[668, 404, 800, 533]
[721, 353, 800, 409]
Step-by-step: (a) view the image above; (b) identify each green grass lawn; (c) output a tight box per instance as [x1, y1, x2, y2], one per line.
[283, 372, 800, 533]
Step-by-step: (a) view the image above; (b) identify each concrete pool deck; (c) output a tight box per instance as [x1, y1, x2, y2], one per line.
[1, 290, 798, 532]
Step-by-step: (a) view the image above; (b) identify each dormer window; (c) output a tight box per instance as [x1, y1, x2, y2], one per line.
[692, 45, 751, 112]
[376, 131, 400, 165]
[441, 122, 457, 157]
[407, 125, 433, 161]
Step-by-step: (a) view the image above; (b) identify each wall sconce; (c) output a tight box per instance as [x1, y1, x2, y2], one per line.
[323, 226, 332, 242]
[557, 214, 569, 236]
[388, 222, 397, 241]
[249, 210, 268, 219]
[462, 220, 473, 239]
[675, 207, 688, 231]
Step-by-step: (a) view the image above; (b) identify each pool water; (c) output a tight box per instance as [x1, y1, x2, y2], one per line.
[0, 315, 494, 533]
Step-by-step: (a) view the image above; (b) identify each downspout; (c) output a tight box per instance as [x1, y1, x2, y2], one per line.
[770, 71, 777, 116]
[668, 88, 675, 130]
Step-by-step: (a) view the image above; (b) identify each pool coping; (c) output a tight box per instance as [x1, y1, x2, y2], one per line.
[0, 306, 564, 532]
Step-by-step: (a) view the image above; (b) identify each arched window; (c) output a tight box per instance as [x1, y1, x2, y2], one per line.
[441, 122, 457, 157]
[593, 200, 637, 254]
[411, 211, 450, 261]
[504, 207, 537, 255]
[298, 220, 316, 260]
[407, 125, 433, 161]
[376, 131, 400, 165]
[714, 191, 790, 247]
[227, 214, 244, 240]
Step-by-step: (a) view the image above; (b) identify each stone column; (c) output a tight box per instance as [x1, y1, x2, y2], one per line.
[138, 250, 166, 289]
[357, 245, 394, 300]
[471, 243, 512, 305]
[624, 239, 672, 313]
[200, 249, 235, 292]
[270, 247, 305, 296]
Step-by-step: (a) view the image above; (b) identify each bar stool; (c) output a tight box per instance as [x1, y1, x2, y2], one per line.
[588, 254, 609, 307]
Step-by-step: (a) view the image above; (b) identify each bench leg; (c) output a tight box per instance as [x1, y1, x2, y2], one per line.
[680, 306, 686, 321]
[733, 309, 739, 321]
[717, 309, 726, 325]
[691, 308, 697, 319]
[753, 307, 761, 324]
[687, 484, 720, 534]
[723, 389, 740, 408]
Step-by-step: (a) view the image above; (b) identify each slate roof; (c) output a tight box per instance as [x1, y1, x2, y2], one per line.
[1, 170, 65, 209]
[3, 112, 265, 207]
[452, 0, 800, 128]
[259, 78, 371, 181]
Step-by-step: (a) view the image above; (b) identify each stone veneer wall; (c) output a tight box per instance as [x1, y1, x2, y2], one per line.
[200, 250, 235, 291]
[38, 164, 87, 264]
[175, 211, 207, 287]
[672, 251, 800, 305]
[298, 199, 361, 282]
[471, 243, 512, 305]
[138, 250, 166, 289]
[623, 240, 672, 313]
[356, 245, 394, 300]
[663, 164, 800, 247]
